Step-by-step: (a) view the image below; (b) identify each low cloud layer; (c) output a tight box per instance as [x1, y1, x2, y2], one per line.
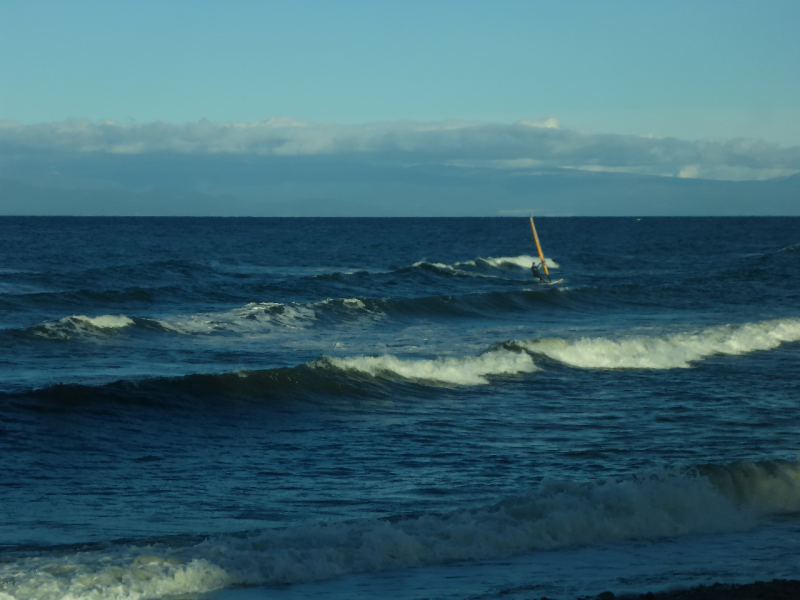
[1, 119, 799, 182]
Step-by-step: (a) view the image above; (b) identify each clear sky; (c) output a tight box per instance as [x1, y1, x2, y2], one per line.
[1, 0, 799, 145]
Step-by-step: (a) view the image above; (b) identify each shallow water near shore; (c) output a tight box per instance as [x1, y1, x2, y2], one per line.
[209, 518, 800, 599]
[1, 217, 798, 599]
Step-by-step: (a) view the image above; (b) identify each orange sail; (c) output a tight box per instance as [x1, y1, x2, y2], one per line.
[529, 216, 551, 279]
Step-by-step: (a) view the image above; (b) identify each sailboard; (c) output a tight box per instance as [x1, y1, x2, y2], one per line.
[529, 216, 562, 285]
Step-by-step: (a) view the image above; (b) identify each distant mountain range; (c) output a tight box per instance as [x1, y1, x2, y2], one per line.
[1, 152, 798, 216]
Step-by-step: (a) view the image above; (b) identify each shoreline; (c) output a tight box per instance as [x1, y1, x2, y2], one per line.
[209, 578, 800, 600]
[581, 579, 800, 600]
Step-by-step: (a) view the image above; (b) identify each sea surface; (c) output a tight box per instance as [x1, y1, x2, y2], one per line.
[0, 216, 798, 600]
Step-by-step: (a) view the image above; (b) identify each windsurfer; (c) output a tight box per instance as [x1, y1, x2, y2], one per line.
[529, 216, 552, 283]
[531, 261, 546, 282]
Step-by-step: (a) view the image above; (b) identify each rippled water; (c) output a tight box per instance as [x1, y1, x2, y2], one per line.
[1, 217, 798, 599]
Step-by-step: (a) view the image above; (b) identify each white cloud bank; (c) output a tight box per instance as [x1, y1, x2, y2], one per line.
[1, 118, 798, 181]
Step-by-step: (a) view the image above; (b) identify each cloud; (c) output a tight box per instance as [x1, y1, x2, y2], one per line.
[678, 165, 701, 179]
[0, 119, 798, 181]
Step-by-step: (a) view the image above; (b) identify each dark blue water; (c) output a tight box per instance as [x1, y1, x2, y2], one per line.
[1, 217, 798, 600]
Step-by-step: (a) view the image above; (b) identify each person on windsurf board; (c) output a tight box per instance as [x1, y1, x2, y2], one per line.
[529, 215, 552, 283]
[530, 260, 546, 283]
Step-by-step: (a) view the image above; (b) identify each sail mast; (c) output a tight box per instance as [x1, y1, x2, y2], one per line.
[529, 216, 551, 278]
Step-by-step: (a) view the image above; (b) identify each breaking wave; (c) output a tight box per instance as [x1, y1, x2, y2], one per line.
[772, 242, 800, 256]
[409, 255, 559, 278]
[461, 254, 560, 270]
[184, 297, 375, 332]
[7, 317, 800, 408]
[513, 318, 800, 369]
[27, 314, 147, 340]
[4, 349, 538, 411]
[2, 459, 798, 599]
[14, 298, 379, 340]
[12, 286, 572, 341]
[324, 348, 538, 386]
[323, 317, 800, 388]
[162, 301, 320, 334]
[0, 552, 229, 600]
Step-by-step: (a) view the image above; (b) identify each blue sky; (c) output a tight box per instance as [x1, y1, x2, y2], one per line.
[1, 1, 800, 216]
[2, 0, 799, 145]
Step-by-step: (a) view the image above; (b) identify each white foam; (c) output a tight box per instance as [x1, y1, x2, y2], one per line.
[163, 302, 317, 334]
[0, 553, 229, 600]
[76, 315, 136, 329]
[236, 302, 316, 327]
[703, 461, 800, 514]
[324, 348, 538, 385]
[516, 318, 800, 369]
[161, 297, 382, 335]
[319, 297, 368, 310]
[34, 315, 136, 339]
[468, 255, 560, 270]
[417, 255, 560, 274]
[3, 461, 798, 597]
[340, 297, 366, 309]
[410, 260, 471, 276]
[197, 461, 800, 587]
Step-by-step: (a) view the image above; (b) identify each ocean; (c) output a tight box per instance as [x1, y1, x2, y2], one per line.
[0, 216, 798, 600]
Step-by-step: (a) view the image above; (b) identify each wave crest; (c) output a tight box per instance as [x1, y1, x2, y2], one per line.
[409, 255, 560, 279]
[30, 314, 138, 340]
[465, 254, 560, 270]
[171, 460, 800, 586]
[10, 318, 800, 405]
[324, 348, 538, 386]
[514, 318, 800, 369]
[0, 553, 230, 600]
[3, 460, 797, 598]
[163, 301, 317, 334]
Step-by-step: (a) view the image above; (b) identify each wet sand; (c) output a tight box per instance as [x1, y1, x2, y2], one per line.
[581, 579, 800, 600]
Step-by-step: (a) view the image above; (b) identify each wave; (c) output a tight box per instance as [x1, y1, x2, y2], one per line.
[4, 349, 537, 411]
[11, 285, 572, 341]
[3, 459, 798, 599]
[461, 254, 560, 270]
[323, 318, 800, 387]
[324, 348, 538, 386]
[409, 254, 560, 278]
[295, 253, 561, 283]
[2, 360, 400, 411]
[11, 298, 378, 340]
[156, 297, 382, 334]
[26, 314, 152, 340]
[769, 242, 800, 256]
[512, 318, 800, 370]
[60, 253, 557, 287]
[0, 551, 229, 600]
[6, 317, 800, 407]
[163, 301, 321, 334]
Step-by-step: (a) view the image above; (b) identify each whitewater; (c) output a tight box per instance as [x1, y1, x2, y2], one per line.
[0, 216, 798, 600]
